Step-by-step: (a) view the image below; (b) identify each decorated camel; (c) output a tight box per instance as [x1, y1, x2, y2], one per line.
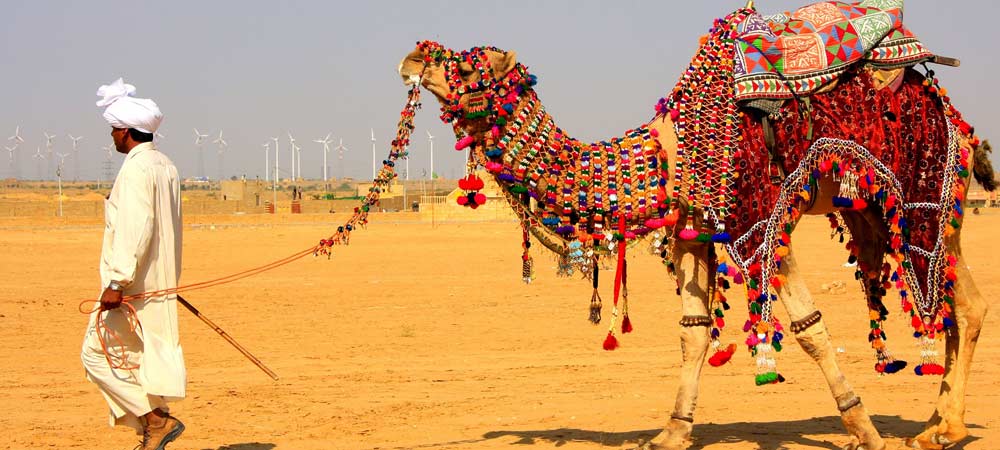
[385, 2, 995, 449]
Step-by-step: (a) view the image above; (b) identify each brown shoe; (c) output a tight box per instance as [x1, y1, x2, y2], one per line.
[139, 416, 185, 450]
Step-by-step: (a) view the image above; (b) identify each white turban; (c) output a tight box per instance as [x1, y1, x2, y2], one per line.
[96, 77, 163, 134]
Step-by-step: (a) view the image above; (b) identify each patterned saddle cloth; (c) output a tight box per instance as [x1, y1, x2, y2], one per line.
[734, 0, 933, 101]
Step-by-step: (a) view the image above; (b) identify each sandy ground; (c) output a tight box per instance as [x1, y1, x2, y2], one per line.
[0, 210, 996, 450]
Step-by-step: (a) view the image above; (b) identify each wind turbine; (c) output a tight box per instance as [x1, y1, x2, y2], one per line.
[8, 126, 25, 144]
[335, 138, 348, 180]
[69, 134, 83, 181]
[287, 132, 296, 181]
[271, 136, 279, 207]
[55, 152, 70, 216]
[427, 130, 435, 181]
[98, 144, 113, 189]
[213, 130, 228, 181]
[32, 147, 45, 180]
[194, 128, 209, 179]
[43, 132, 56, 180]
[4, 145, 16, 179]
[293, 141, 301, 182]
[370, 128, 377, 180]
[262, 141, 271, 182]
[426, 130, 437, 226]
[314, 133, 333, 185]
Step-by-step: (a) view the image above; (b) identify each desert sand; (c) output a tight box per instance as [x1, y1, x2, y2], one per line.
[0, 209, 996, 450]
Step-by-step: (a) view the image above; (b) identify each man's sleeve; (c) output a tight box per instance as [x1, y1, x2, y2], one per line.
[107, 166, 156, 286]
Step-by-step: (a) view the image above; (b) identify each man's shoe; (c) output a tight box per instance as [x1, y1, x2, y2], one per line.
[140, 416, 185, 450]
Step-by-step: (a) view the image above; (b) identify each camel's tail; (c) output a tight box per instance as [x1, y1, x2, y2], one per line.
[973, 139, 996, 192]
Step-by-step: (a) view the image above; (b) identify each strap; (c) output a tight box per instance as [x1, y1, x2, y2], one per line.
[679, 315, 713, 327]
[790, 310, 823, 333]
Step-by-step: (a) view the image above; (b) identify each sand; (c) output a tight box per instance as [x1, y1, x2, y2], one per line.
[0, 210, 996, 450]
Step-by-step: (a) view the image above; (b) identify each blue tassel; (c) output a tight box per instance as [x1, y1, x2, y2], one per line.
[712, 232, 731, 243]
[555, 225, 576, 235]
[718, 262, 729, 274]
[832, 196, 853, 208]
[884, 360, 907, 374]
[943, 317, 955, 328]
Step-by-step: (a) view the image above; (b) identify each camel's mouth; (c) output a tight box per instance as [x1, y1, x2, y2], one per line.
[403, 74, 421, 86]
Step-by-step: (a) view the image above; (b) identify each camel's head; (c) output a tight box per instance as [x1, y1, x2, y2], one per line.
[399, 41, 532, 134]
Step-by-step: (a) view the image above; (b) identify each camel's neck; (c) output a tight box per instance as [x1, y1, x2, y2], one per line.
[469, 90, 670, 241]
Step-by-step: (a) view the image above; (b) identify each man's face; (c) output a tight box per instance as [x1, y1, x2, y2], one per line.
[111, 127, 128, 153]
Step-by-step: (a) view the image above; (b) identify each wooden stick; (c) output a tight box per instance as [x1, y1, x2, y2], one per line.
[930, 55, 961, 67]
[176, 295, 279, 381]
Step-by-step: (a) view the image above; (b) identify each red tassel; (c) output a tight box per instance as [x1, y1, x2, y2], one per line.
[916, 363, 945, 375]
[603, 331, 619, 350]
[708, 343, 736, 367]
[621, 315, 633, 333]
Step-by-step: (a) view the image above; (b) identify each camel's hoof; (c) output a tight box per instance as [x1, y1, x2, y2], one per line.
[904, 436, 944, 450]
[630, 439, 686, 450]
[630, 440, 655, 450]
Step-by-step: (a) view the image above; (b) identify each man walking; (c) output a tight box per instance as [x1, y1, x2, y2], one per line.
[81, 78, 186, 450]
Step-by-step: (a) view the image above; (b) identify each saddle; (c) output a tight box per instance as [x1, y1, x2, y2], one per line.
[734, 0, 934, 102]
[731, 1, 960, 181]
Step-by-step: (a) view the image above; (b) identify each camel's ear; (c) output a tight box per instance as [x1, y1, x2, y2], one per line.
[492, 50, 518, 78]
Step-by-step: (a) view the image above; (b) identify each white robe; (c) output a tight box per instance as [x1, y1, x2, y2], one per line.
[81, 142, 184, 432]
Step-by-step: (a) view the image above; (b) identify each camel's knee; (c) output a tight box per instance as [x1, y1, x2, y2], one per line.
[962, 296, 988, 335]
[792, 312, 831, 361]
[678, 316, 711, 362]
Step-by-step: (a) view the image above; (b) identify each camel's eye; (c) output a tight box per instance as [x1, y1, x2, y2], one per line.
[458, 63, 476, 78]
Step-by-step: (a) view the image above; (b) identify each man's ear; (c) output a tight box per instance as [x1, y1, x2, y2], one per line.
[492, 50, 518, 79]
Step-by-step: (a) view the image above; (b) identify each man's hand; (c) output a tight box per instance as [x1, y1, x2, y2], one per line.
[99, 287, 124, 310]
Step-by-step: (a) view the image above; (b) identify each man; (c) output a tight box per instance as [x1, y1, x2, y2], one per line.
[81, 78, 186, 450]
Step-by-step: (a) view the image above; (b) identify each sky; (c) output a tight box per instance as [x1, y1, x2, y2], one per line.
[2, 0, 998, 182]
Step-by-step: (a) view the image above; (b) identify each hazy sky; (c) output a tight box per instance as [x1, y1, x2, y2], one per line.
[2, 1, 998, 181]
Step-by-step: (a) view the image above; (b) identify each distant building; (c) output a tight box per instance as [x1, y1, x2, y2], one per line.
[221, 178, 269, 207]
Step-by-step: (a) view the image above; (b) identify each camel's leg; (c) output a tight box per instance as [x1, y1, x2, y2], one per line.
[908, 248, 989, 450]
[779, 246, 885, 450]
[640, 241, 713, 450]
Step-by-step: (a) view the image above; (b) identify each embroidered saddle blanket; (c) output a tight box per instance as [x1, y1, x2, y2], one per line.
[734, 0, 933, 101]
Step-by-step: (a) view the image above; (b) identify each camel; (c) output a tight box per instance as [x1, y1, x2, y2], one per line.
[397, 4, 993, 450]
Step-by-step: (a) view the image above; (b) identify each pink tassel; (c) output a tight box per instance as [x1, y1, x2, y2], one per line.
[455, 135, 475, 150]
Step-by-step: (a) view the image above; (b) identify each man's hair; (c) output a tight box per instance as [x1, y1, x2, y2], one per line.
[128, 129, 154, 142]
